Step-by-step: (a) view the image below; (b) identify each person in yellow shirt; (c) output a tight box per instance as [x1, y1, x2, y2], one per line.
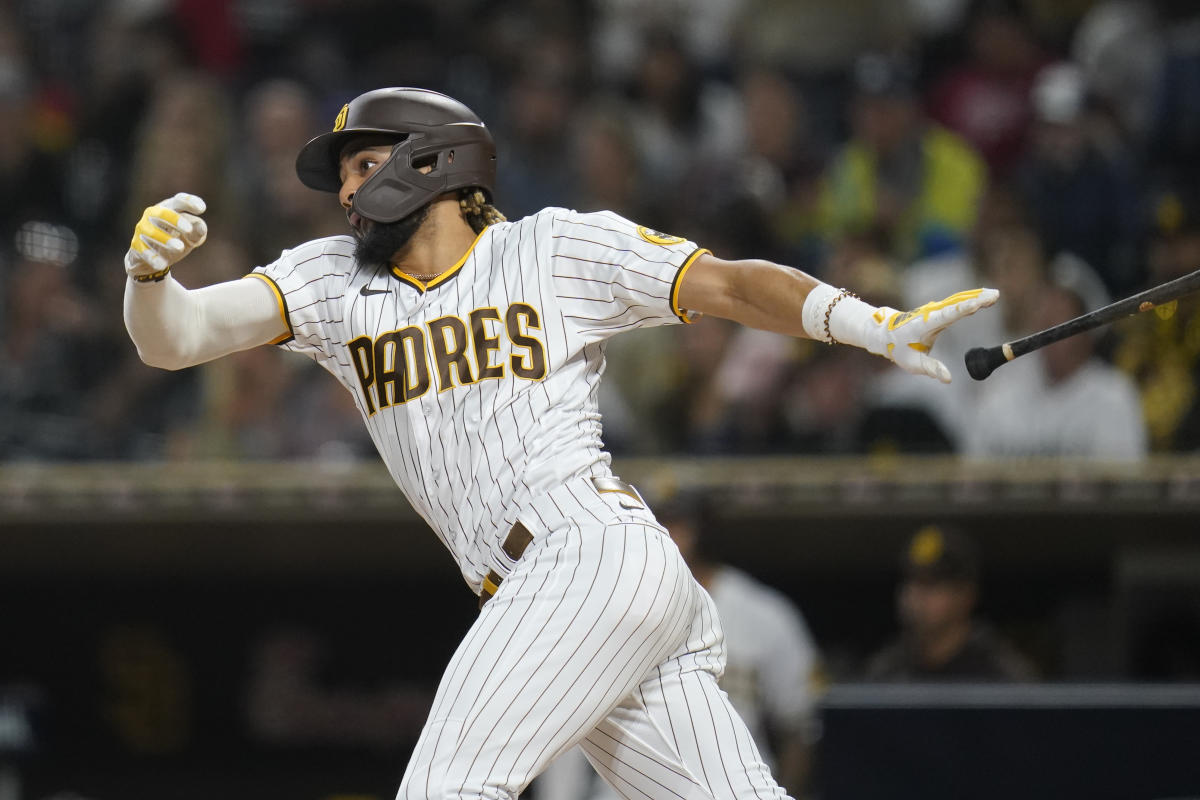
[1114, 187, 1200, 451]
[819, 53, 988, 264]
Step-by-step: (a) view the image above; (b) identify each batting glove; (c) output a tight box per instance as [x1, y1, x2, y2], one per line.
[803, 285, 1000, 383]
[125, 193, 208, 283]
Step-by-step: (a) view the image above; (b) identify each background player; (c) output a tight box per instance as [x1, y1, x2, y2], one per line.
[865, 524, 1039, 681]
[122, 87, 997, 799]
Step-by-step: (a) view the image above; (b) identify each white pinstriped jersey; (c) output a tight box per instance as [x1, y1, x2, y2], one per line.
[251, 208, 707, 592]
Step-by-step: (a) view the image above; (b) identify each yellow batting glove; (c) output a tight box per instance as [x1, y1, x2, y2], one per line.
[802, 285, 1000, 383]
[124, 193, 208, 282]
[873, 289, 1000, 382]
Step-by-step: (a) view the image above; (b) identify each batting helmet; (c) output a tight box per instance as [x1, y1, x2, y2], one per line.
[295, 87, 497, 224]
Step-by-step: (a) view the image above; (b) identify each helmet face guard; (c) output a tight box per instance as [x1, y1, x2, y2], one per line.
[295, 88, 497, 224]
[350, 130, 497, 224]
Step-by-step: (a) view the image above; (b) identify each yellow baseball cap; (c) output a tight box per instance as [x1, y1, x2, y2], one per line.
[902, 524, 980, 582]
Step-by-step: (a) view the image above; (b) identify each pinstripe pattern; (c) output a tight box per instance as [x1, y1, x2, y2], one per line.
[396, 478, 786, 800]
[251, 208, 791, 799]
[251, 209, 704, 591]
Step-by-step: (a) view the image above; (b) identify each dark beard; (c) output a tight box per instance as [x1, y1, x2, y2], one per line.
[353, 203, 432, 269]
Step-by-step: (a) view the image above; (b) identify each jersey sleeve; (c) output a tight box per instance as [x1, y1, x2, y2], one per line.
[547, 209, 709, 341]
[247, 237, 356, 370]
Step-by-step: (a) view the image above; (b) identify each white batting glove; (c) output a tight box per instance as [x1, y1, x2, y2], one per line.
[125, 193, 208, 283]
[803, 285, 1000, 383]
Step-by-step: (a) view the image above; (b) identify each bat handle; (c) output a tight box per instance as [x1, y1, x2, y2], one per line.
[964, 344, 1011, 381]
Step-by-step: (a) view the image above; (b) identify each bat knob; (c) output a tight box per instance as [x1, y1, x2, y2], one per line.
[964, 345, 1007, 381]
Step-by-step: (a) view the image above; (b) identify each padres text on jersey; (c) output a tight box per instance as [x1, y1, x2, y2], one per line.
[347, 302, 548, 414]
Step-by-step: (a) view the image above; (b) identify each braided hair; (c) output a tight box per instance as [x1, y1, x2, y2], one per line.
[459, 188, 507, 234]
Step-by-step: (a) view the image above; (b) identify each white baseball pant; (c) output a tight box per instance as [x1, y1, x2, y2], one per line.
[395, 476, 790, 800]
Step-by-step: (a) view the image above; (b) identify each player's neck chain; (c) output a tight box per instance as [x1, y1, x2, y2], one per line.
[397, 268, 443, 281]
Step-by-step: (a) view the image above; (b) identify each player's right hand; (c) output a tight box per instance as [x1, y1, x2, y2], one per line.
[125, 193, 208, 282]
[869, 288, 1000, 383]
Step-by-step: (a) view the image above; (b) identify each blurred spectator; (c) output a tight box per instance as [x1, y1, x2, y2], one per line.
[567, 99, 655, 221]
[183, 348, 374, 462]
[1144, 0, 1200, 184]
[598, 313, 744, 456]
[696, 323, 808, 454]
[62, 2, 193, 245]
[671, 316, 743, 453]
[818, 52, 987, 263]
[735, 0, 910, 79]
[281, 15, 357, 118]
[866, 524, 1038, 681]
[927, 0, 1048, 178]
[1114, 186, 1200, 451]
[589, 0, 745, 83]
[596, 323, 692, 456]
[904, 0, 973, 87]
[233, 78, 345, 267]
[964, 276, 1146, 460]
[1021, 0, 1096, 46]
[1071, 0, 1163, 147]
[0, 26, 64, 246]
[778, 343, 879, 455]
[1016, 62, 1144, 297]
[733, 0, 915, 156]
[492, 42, 580, 219]
[175, 0, 245, 79]
[974, 217, 1048, 340]
[623, 30, 742, 204]
[283, 366, 378, 462]
[0, 223, 97, 459]
[736, 66, 827, 270]
[901, 178, 1028, 317]
[737, 65, 815, 182]
[124, 71, 239, 241]
[535, 496, 823, 799]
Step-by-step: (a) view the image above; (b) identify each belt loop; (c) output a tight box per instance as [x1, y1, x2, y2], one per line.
[479, 522, 535, 608]
[502, 522, 534, 562]
[590, 476, 644, 508]
[479, 478, 644, 608]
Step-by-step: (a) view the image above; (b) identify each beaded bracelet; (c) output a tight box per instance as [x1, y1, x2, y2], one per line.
[822, 288, 859, 344]
[132, 266, 172, 283]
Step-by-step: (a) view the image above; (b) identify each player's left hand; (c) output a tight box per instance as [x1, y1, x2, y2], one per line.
[867, 288, 1000, 383]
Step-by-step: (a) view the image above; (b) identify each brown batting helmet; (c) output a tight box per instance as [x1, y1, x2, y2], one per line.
[295, 87, 497, 224]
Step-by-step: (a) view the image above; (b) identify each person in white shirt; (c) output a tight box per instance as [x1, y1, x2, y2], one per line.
[964, 281, 1147, 460]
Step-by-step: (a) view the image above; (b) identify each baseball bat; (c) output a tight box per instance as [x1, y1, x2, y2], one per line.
[965, 266, 1200, 381]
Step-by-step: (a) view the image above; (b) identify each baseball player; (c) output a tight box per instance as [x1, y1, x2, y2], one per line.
[123, 87, 998, 800]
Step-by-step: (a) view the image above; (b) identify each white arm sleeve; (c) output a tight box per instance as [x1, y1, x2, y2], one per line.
[123, 274, 291, 370]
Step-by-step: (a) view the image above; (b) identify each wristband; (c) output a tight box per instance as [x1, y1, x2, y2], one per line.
[827, 292, 888, 355]
[802, 282, 878, 350]
[801, 283, 841, 343]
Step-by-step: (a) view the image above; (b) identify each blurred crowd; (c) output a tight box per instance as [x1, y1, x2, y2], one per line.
[3, 0, 1200, 462]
